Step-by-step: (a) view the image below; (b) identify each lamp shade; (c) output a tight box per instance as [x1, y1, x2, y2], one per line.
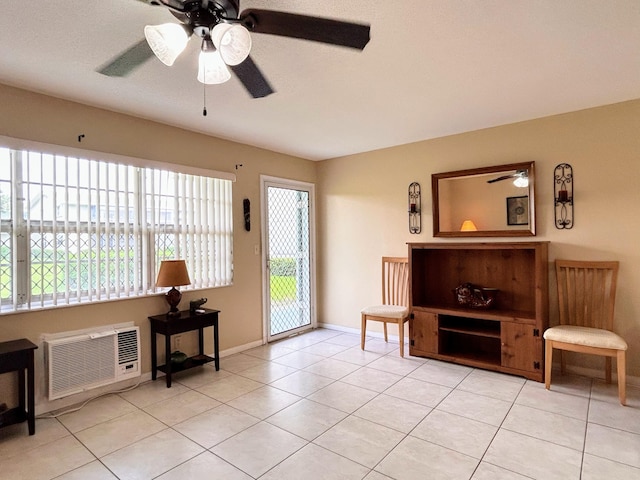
[156, 260, 191, 287]
[460, 220, 478, 232]
[211, 23, 252, 66]
[144, 23, 189, 66]
[197, 38, 231, 84]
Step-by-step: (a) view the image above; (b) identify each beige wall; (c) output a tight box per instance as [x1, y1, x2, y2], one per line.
[0, 84, 316, 407]
[317, 99, 640, 378]
[1, 82, 639, 409]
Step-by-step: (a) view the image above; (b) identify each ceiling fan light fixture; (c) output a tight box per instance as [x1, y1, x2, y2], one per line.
[144, 23, 189, 66]
[211, 23, 252, 66]
[513, 174, 529, 188]
[197, 38, 231, 84]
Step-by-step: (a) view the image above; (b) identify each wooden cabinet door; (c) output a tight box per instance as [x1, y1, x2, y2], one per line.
[410, 311, 438, 355]
[501, 322, 542, 373]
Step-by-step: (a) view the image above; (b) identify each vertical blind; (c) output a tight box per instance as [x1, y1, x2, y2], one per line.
[0, 147, 233, 312]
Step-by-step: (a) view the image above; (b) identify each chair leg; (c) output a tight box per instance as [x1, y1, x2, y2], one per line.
[398, 321, 404, 357]
[560, 350, 566, 375]
[544, 341, 553, 390]
[617, 350, 626, 406]
[383, 322, 388, 342]
[361, 314, 366, 351]
[605, 356, 612, 384]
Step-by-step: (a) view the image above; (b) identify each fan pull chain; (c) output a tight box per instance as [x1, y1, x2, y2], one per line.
[202, 81, 208, 116]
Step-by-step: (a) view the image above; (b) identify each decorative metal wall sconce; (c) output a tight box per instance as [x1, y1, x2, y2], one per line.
[554, 163, 573, 229]
[408, 182, 421, 234]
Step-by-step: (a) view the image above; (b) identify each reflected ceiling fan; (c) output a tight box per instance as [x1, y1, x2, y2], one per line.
[487, 170, 529, 187]
[98, 0, 371, 98]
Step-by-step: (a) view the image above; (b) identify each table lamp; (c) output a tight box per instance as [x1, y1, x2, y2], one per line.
[156, 260, 191, 317]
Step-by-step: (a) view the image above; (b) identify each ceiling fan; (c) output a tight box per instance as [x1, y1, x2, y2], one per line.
[487, 170, 529, 187]
[98, 0, 371, 98]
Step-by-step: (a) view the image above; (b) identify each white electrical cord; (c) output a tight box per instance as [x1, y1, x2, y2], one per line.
[36, 380, 143, 419]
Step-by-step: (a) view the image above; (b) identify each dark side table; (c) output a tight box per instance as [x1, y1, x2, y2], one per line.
[148, 308, 220, 388]
[0, 339, 38, 435]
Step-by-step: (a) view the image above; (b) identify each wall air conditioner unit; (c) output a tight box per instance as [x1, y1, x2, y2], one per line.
[45, 326, 141, 400]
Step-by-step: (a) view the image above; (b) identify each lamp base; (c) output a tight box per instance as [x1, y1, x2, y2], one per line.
[165, 287, 182, 318]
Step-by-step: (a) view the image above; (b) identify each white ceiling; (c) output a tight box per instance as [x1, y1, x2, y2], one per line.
[1, 1, 639, 160]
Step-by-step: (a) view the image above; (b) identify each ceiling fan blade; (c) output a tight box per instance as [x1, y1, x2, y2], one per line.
[487, 174, 516, 183]
[230, 56, 275, 98]
[138, 0, 187, 9]
[97, 39, 154, 77]
[239, 9, 370, 50]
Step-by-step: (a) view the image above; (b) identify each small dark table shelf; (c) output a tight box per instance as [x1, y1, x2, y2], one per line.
[0, 339, 38, 435]
[148, 308, 220, 388]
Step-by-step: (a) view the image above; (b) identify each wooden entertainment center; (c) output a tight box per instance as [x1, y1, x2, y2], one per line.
[408, 242, 548, 381]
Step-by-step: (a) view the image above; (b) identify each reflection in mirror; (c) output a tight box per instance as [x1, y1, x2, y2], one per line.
[432, 162, 536, 237]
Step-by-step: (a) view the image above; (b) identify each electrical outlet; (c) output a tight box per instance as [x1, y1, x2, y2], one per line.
[173, 335, 182, 351]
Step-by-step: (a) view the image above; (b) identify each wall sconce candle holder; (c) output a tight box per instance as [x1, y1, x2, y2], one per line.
[554, 163, 573, 229]
[408, 182, 421, 234]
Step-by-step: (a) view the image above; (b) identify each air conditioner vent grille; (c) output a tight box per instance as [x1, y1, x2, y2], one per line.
[49, 335, 115, 399]
[118, 330, 139, 364]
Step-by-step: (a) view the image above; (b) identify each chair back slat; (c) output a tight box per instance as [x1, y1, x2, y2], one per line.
[382, 257, 409, 307]
[556, 260, 619, 330]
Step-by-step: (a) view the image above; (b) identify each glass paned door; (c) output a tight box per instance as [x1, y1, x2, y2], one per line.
[262, 178, 315, 341]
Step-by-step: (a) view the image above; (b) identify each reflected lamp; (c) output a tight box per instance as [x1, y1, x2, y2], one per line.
[460, 220, 478, 232]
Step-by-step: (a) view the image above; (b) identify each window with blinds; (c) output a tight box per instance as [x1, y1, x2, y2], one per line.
[0, 146, 233, 312]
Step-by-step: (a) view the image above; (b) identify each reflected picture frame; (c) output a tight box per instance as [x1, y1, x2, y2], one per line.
[507, 195, 529, 225]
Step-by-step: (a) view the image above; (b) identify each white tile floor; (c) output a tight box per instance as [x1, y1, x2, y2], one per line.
[1, 328, 640, 480]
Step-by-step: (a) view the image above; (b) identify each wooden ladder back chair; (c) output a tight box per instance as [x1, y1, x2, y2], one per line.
[544, 260, 627, 405]
[361, 257, 410, 357]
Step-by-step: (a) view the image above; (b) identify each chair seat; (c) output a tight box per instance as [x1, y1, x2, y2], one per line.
[544, 325, 627, 350]
[361, 304, 408, 319]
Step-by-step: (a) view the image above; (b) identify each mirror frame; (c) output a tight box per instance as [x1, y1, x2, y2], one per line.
[432, 161, 536, 237]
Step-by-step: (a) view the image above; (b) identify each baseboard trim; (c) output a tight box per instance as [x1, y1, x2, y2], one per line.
[217, 339, 264, 357]
[317, 323, 359, 335]
[318, 322, 407, 341]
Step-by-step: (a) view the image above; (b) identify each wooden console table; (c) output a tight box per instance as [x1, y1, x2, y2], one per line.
[0, 339, 38, 435]
[149, 308, 220, 388]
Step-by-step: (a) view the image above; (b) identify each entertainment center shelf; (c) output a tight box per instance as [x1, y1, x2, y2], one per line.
[413, 305, 537, 324]
[439, 317, 500, 338]
[408, 242, 548, 381]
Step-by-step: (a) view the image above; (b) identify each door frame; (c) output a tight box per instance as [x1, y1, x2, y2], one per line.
[260, 175, 317, 343]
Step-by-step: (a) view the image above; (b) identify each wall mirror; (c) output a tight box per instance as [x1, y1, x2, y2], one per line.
[432, 161, 536, 237]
